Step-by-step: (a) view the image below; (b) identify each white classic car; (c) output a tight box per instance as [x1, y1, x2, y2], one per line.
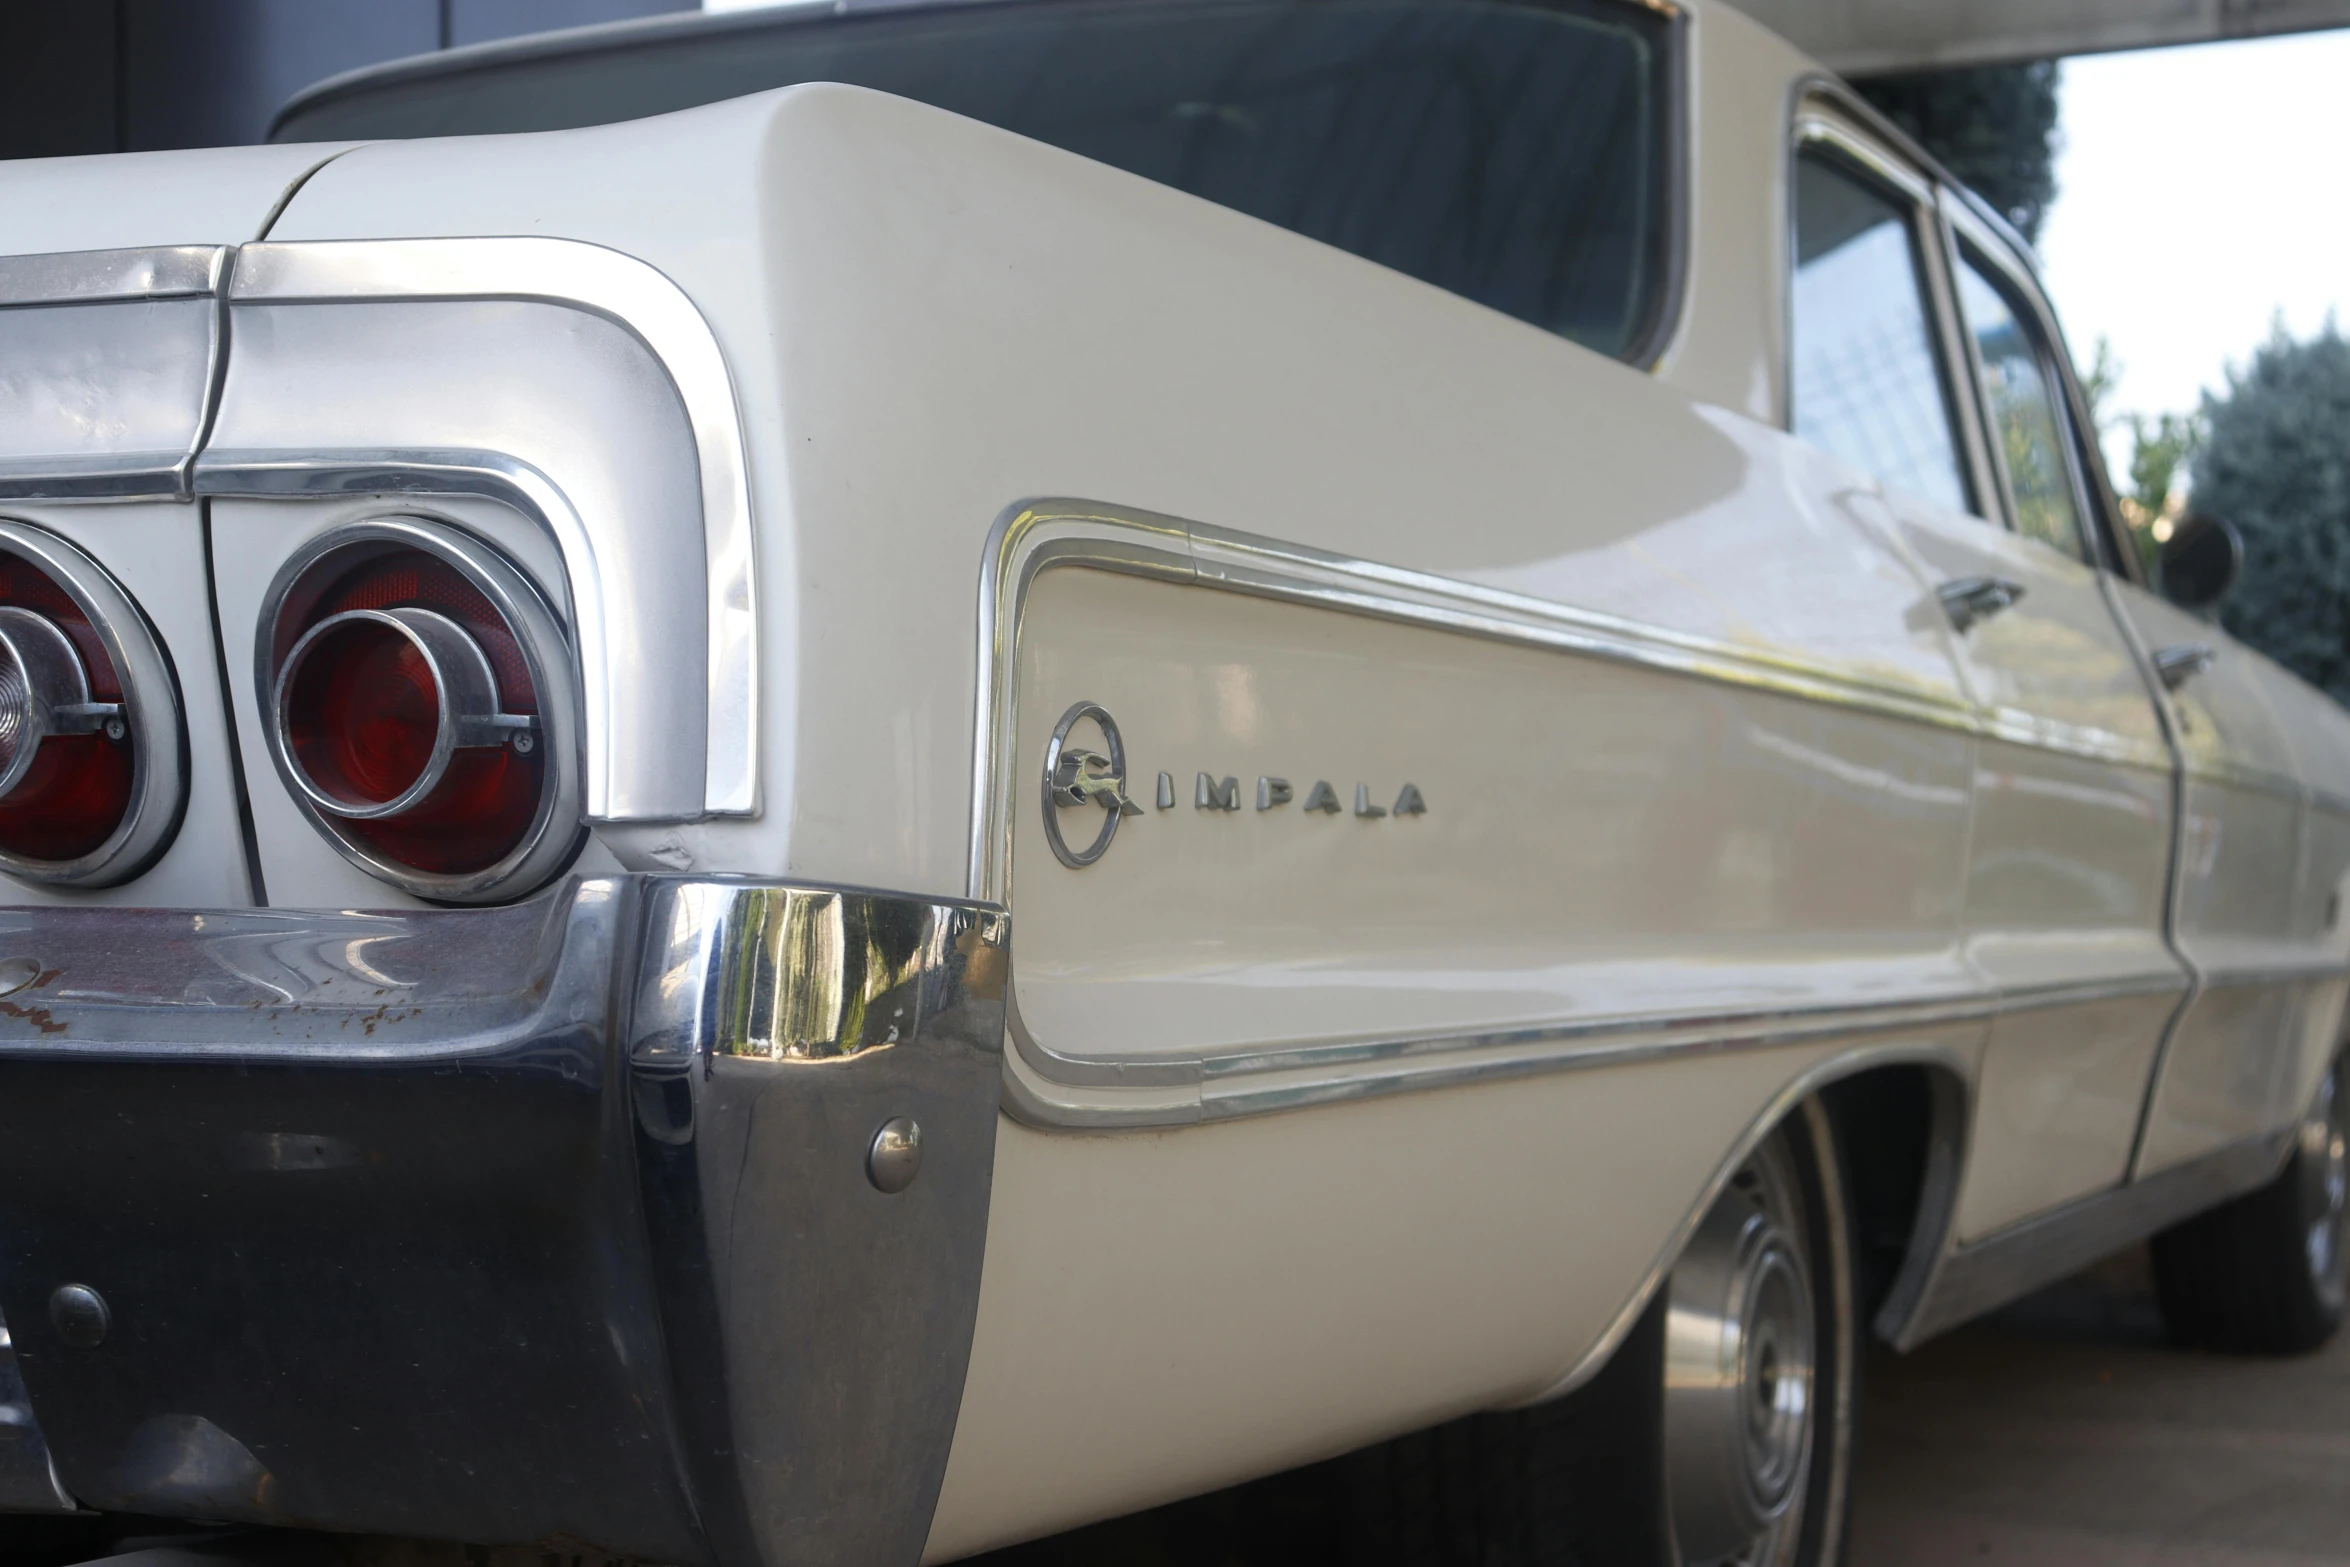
[0, 2, 2342, 1565]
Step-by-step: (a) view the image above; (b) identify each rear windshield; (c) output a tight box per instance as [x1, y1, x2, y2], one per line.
[274, 0, 1680, 362]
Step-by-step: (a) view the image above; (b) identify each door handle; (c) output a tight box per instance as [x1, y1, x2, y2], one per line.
[1936, 575, 2026, 633]
[2153, 643, 2216, 691]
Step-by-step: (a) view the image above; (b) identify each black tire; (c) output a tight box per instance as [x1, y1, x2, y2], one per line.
[2152, 1051, 2350, 1356]
[1343, 1100, 1858, 1567]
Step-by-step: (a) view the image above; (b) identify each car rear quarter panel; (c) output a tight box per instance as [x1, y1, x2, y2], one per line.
[258, 75, 1996, 1557]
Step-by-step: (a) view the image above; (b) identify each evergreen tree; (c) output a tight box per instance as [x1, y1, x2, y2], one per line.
[2194, 322, 2350, 701]
[1856, 61, 2061, 242]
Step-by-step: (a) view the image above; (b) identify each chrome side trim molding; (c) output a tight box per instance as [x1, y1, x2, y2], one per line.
[1005, 987, 1997, 1131]
[2198, 955, 2350, 992]
[1886, 1129, 2292, 1349]
[1002, 957, 2181, 1132]
[972, 500, 2169, 909]
[0, 248, 231, 504]
[227, 239, 758, 818]
[0, 245, 225, 307]
[975, 499, 2188, 1127]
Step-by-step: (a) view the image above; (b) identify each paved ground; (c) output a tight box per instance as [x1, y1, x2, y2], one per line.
[1851, 1246, 2350, 1566]
[972, 1246, 2350, 1567]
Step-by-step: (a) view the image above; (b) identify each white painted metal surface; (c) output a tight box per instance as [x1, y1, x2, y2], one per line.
[1722, 0, 2350, 73]
[0, 1, 2346, 1557]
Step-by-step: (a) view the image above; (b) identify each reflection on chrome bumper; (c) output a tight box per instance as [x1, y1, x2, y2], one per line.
[0, 1312, 71, 1514]
[0, 877, 1007, 1566]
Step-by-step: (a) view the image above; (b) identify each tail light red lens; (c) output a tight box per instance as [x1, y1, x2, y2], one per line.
[285, 616, 444, 809]
[263, 522, 576, 901]
[0, 557, 136, 865]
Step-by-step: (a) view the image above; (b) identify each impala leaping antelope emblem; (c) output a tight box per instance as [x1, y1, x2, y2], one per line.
[1041, 701, 1141, 868]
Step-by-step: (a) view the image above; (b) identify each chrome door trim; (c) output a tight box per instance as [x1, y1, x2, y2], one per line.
[1887, 1128, 2293, 1348]
[227, 239, 757, 818]
[2197, 956, 2350, 992]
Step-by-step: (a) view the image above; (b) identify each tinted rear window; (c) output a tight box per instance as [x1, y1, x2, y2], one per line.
[276, 0, 1679, 362]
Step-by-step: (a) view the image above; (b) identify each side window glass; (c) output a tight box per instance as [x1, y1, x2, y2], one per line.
[1952, 254, 2089, 563]
[1790, 151, 1971, 516]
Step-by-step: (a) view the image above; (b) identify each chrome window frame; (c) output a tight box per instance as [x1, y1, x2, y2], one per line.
[1938, 200, 2147, 586]
[1937, 202, 2108, 572]
[1784, 102, 1989, 522]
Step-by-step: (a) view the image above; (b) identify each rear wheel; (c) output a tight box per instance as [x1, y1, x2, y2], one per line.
[1346, 1100, 1857, 1567]
[2152, 1051, 2349, 1355]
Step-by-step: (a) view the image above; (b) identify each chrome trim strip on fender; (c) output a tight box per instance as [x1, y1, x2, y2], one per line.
[1000, 949, 2183, 1132]
[0, 247, 232, 504]
[0, 241, 760, 820]
[973, 500, 2169, 908]
[225, 239, 757, 818]
[975, 499, 2190, 1128]
[973, 502, 1978, 908]
[1886, 1129, 2294, 1349]
[0, 245, 226, 307]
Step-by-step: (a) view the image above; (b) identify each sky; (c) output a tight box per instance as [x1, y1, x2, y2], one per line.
[2040, 29, 2350, 436]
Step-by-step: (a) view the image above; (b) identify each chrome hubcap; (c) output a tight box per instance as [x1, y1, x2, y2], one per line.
[1664, 1133, 1816, 1566]
[2301, 1060, 2349, 1311]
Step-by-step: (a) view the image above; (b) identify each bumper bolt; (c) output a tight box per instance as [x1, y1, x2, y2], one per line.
[867, 1116, 923, 1194]
[48, 1283, 109, 1348]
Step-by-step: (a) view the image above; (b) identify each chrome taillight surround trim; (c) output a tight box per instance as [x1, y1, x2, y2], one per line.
[275, 607, 538, 822]
[0, 519, 188, 886]
[257, 517, 582, 904]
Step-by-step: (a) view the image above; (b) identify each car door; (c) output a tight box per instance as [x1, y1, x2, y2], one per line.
[1790, 103, 2184, 1241]
[2107, 543, 2335, 1174]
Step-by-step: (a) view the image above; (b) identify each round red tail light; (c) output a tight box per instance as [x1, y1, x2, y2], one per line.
[0, 527, 183, 885]
[261, 520, 578, 903]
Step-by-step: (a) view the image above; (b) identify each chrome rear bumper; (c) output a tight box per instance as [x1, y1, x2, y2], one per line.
[0, 877, 1008, 1567]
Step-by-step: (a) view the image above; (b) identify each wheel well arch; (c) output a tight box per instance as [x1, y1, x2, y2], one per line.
[1531, 1044, 1973, 1404]
[1816, 1060, 1969, 1344]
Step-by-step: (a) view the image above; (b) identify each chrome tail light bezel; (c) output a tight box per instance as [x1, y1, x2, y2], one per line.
[257, 517, 583, 904]
[0, 519, 187, 887]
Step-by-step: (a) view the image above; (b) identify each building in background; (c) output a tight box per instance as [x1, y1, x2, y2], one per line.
[0, 0, 693, 159]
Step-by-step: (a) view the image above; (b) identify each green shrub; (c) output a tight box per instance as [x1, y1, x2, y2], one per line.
[2195, 322, 2350, 702]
